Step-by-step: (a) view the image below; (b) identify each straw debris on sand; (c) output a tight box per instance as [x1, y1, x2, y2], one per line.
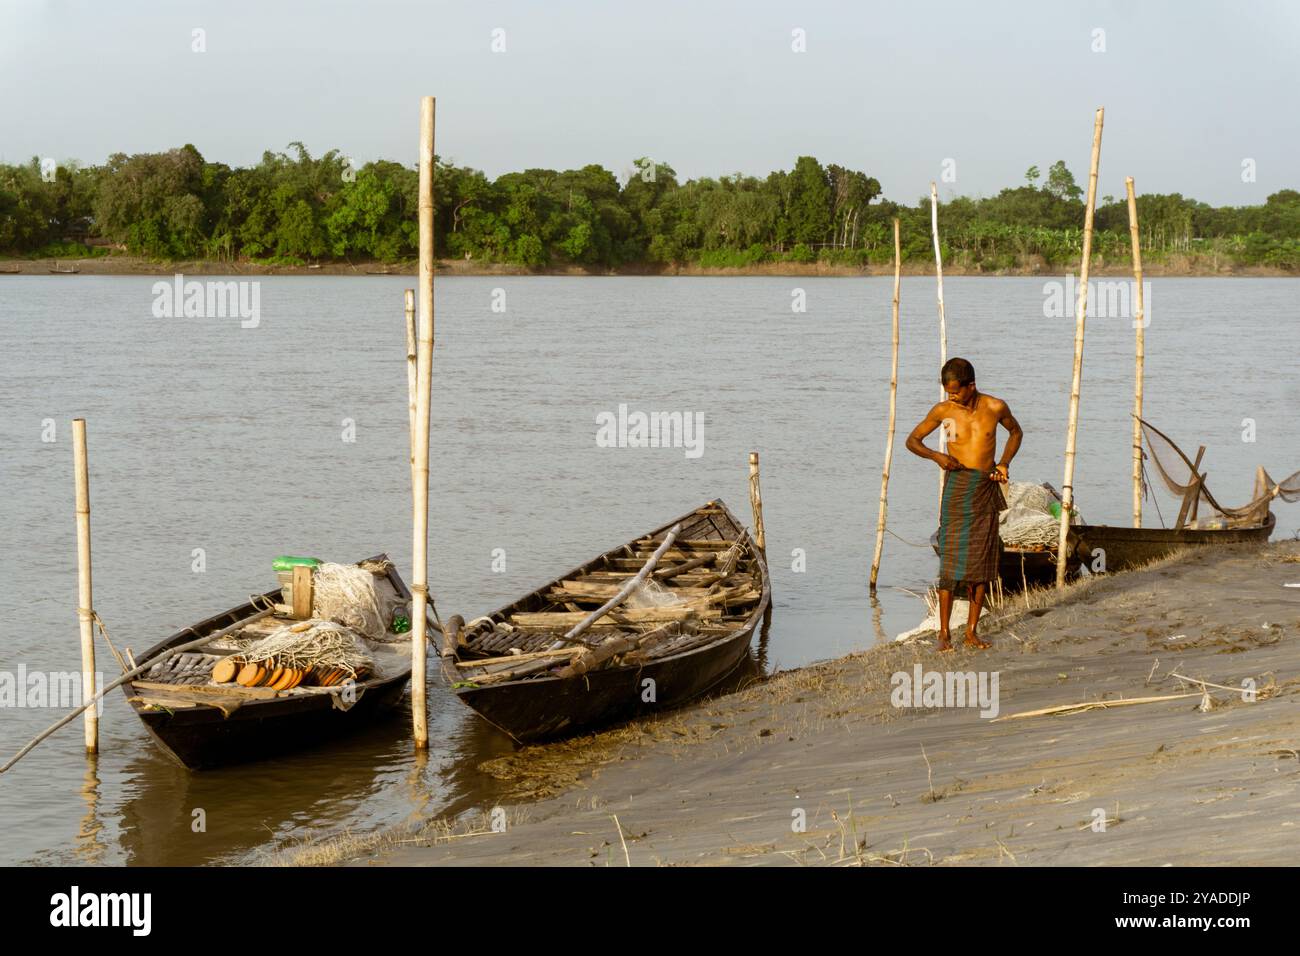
[289, 540, 1300, 867]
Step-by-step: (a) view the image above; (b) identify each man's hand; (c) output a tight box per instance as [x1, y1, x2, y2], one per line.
[937, 454, 964, 471]
[991, 464, 1009, 483]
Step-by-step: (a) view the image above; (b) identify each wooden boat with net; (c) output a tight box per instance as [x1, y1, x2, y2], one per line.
[122, 555, 416, 769]
[1073, 418, 1296, 574]
[438, 500, 771, 744]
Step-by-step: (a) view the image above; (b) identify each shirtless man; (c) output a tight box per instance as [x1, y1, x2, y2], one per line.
[905, 357, 1022, 651]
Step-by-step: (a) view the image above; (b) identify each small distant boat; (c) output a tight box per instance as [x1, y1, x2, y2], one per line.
[49, 264, 80, 274]
[123, 555, 415, 769]
[1075, 512, 1275, 573]
[439, 500, 771, 744]
[1073, 418, 1293, 574]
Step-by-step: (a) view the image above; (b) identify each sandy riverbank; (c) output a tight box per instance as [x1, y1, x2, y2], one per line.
[3, 256, 1296, 279]
[271, 539, 1300, 867]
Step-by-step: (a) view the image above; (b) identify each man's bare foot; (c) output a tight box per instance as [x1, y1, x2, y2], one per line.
[937, 632, 954, 653]
[963, 633, 991, 650]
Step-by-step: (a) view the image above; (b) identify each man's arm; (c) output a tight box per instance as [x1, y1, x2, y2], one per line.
[993, 399, 1022, 482]
[906, 403, 961, 470]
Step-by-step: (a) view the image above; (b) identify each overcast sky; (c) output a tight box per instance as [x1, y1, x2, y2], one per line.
[2, 0, 1296, 205]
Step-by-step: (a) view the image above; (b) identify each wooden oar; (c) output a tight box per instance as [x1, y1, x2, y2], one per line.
[551, 523, 681, 648]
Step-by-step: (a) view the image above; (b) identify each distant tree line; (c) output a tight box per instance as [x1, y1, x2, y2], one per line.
[2, 144, 1297, 270]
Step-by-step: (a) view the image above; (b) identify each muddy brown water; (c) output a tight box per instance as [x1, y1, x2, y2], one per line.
[0, 275, 1295, 864]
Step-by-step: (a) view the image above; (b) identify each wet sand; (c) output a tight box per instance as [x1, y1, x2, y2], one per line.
[294, 541, 1300, 866]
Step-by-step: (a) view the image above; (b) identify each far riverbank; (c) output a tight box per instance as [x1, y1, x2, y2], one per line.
[3, 255, 1296, 279]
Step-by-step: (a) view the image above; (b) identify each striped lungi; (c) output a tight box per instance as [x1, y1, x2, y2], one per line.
[936, 468, 1007, 592]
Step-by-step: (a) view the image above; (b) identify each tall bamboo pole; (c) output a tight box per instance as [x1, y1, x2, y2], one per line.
[410, 97, 435, 749]
[930, 183, 948, 503]
[1055, 107, 1105, 587]
[748, 452, 766, 555]
[404, 288, 417, 499]
[1125, 177, 1145, 528]
[869, 218, 902, 593]
[72, 419, 97, 753]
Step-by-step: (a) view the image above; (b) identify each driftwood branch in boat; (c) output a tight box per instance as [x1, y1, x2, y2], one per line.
[0, 607, 275, 775]
[654, 552, 718, 580]
[556, 523, 680, 645]
[518, 606, 707, 628]
[455, 647, 581, 668]
[554, 622, 679, 679]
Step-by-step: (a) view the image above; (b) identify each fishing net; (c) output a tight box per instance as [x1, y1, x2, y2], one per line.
[999, 480, 1078, 548]
[312, 560, 406, 641]
[626, 578, 686, 608]
[1138, 418, 1300, 529]
[238, 621, 374, 676]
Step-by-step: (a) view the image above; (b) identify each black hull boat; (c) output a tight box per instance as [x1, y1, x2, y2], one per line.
[1075, 511, 1275, 574]
[123, 555, 414, 770]
[439, 500, 771, 745]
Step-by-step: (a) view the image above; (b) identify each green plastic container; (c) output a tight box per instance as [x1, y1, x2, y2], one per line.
[272, 555, 322, 572]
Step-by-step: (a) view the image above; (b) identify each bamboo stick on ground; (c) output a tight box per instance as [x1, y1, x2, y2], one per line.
[930, 184, 949, 505]
[1126, 177, 1145, 528]
[991, 692, 1202, 722]
[410, 96, 436, 749]
[870, 218, 902, 593]
[1056, 107, 1105, 587]
[72, 419, 97, 753]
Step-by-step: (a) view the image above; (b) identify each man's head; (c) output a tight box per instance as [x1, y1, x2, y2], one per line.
[941, 357, 976, 404]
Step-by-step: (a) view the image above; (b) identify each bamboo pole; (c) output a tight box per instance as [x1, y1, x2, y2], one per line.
[410, 96, 435, 749]
[930, 183, 948, 503]
[1, 607, 273, 775]
[405, 288, 417, 500]
[748, 452, 766, 554]
[869, 218, 901, 593]
[1055, 107, 1105, 587]
[1125, 177, 1145, 528]
[72, 419, 98, 753]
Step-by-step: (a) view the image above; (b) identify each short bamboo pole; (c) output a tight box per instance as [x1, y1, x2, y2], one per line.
[410, 96, 436, 749]
[1125, 177, 1145, 528]
[1055, 107, 1105, 587]
[748, 452, 766, 554]
[404, 288, 417, 501]
[930, 183, 948, 504]
[869, 218, 901, 593]
[72, 419, 98, 753]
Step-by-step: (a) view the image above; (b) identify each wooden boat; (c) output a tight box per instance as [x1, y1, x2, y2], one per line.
[48, 263, 79, 274]
[122, 555, 415, 770]
[1071, 420, 1287, 574]
[1001, 541, 1081, 587]
[439, 500, 770, 745]
[1075, 510, 1275, 574]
